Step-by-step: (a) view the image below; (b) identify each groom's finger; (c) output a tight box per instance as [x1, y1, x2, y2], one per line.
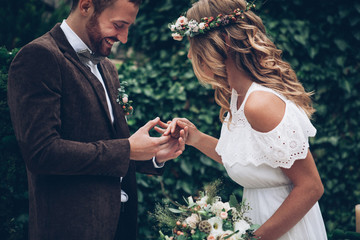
[141, 117, 160, 132]
[172, 149, 183, 159]
[157, 120, 168, 129]
[154, 134, 171, 145]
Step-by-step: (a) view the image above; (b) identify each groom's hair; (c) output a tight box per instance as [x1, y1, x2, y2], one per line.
[71, 0, 142, 14]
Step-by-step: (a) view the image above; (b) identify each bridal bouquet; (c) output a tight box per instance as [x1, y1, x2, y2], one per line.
[152, 180, 259, 240]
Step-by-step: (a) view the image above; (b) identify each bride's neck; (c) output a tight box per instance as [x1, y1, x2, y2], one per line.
[225, 59, 253, 96]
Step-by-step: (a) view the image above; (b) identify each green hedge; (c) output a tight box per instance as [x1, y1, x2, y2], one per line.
[0, 0, 360, 239]
[0, 47, 29, 240]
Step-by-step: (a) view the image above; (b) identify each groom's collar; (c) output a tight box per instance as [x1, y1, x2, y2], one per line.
[60, 19, 94, 55]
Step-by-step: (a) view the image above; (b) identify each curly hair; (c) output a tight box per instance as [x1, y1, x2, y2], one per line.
[186, 0, 315, 123]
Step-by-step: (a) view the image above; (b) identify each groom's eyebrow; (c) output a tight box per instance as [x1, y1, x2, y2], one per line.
[117, 20, 130, 25]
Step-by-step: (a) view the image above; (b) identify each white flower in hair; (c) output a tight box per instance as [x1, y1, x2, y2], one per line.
[171, 32, 183, 41]
[188, 19, 199, 32]
[176, 16, 188, 26]
[199, 22, 206, 30]
[175, 22, 183, 30]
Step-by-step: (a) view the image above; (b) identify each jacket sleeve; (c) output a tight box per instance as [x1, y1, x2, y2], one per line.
[7, 42, 130, 177]
[135, 159, 165, 175]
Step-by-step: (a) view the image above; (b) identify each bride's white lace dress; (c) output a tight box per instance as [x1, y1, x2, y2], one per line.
[216, 82, 327, 239]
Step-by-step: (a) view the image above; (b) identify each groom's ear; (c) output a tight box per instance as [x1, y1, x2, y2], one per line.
[79, 0, 94, 17]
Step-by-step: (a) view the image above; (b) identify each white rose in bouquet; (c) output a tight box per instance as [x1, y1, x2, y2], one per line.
[211, 201, 231, 215]
[196, 196, 208, 208]
[185, 213, 199, 229]
[234, 219, 251, 236]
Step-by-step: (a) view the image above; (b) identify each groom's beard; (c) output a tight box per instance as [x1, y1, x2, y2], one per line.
[85, 15, 115, 57]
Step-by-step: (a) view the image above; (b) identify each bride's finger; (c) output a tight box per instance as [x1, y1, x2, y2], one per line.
[163, 126, 171, 136]
[164, 119, 178, 135]
[176, 120, 189, 129]
[178, 129, 186, 151]
[154, 126, 166, 134]
[183, 126, 189, 141]
[170, 119, 181, 134]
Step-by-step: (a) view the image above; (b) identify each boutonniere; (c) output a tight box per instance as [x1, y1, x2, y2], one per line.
[116, 81, 133, 115]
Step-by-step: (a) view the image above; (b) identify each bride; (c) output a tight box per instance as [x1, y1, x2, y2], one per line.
[162, 0, 328, 239]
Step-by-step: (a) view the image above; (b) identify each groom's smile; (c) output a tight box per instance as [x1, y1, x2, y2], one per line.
[85, 0, 139, 56]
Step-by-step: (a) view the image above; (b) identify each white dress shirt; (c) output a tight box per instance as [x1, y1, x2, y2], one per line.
[60, 20, 114, 123]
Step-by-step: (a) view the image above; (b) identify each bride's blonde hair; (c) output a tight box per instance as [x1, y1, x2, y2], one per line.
[186, 0, 315, 122]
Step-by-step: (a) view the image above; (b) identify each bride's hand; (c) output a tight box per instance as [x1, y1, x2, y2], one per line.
[153, 119, 182, 138]
[164, 118, 199, 146]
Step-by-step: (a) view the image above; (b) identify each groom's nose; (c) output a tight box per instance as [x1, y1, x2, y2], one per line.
[117, 30, 129, 44]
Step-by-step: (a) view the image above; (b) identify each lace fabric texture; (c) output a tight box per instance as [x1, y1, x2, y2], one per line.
[215, 82, 316, 169]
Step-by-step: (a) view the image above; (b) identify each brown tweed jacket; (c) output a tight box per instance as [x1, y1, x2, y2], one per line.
[7, 23, 163, 240]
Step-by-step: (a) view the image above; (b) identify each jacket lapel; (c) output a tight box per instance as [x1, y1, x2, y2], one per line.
[98, 63, 130, 138]
[49, 23, 116, 133]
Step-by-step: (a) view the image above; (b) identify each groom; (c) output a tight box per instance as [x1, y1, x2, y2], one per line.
[7, 0, 185, 239]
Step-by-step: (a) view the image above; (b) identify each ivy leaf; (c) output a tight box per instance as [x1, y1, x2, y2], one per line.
[334, 39, 349, 51]
[229, 194, 239, 208]
[336, 56, 346, 67]
[355, 2, 360, 13]
[180, 160, 193, 176]
[294, 34, 307, 46]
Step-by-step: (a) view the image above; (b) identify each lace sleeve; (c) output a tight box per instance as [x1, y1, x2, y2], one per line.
[216, 101, 316, 169]
[249, 102, 316, 168]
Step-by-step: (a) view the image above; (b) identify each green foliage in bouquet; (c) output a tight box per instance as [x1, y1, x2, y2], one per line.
[151, 180, 260, 240]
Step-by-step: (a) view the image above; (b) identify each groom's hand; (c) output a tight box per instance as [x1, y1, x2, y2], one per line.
[129, 117, 171, 160]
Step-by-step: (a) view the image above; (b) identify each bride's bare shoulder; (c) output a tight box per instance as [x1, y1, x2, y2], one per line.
[244, 90, 286, 133]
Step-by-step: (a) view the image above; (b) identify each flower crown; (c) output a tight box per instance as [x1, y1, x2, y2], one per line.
[169, 2, 256, 41]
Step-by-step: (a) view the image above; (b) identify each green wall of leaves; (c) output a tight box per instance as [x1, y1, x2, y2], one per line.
[0, 0, 359, 239]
